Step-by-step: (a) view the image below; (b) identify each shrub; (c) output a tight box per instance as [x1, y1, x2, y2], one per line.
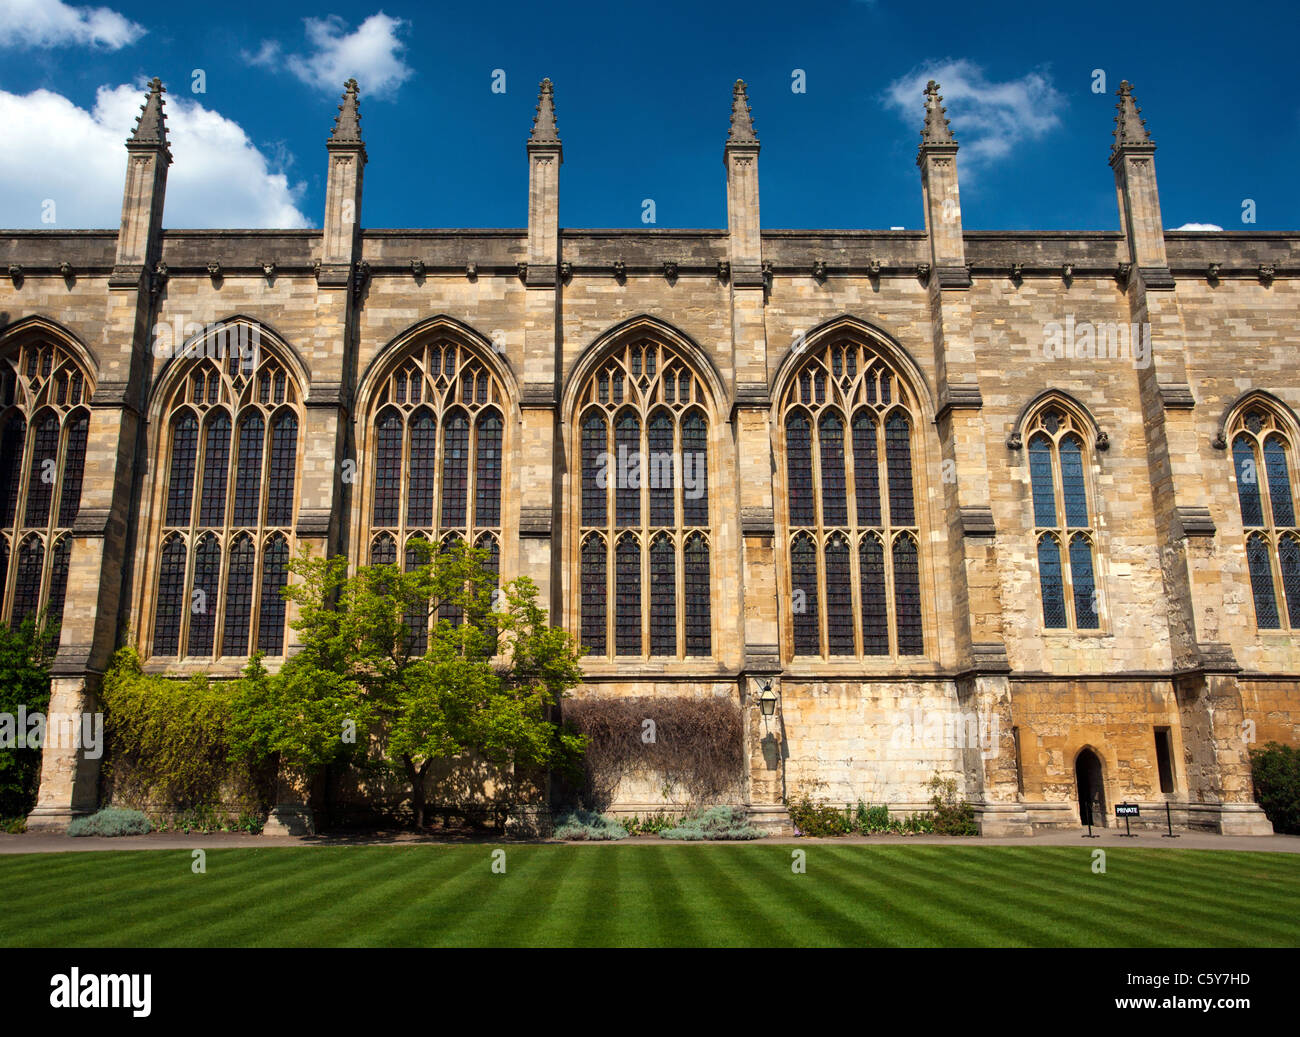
[927, 775, 978, 836]
[67, 808, 152, 838]
[1250, 742, 1300, 834]
[789, 798, 852, 837]
[99, 648, 271, 816]
[620, 811, 678, 835]
[552, 808, 629, 841]
[855, 803, 892, 834]
[659, 805, 762, 840]
[2, 817, 26, 834]
[563, 697, 744, 809]
[0, 617, 57, 819]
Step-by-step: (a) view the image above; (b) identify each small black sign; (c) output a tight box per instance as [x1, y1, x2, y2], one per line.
[1115, 803, 1140, 817]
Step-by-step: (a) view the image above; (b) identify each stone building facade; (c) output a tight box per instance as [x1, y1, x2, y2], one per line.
[2, 74, 1295, 834]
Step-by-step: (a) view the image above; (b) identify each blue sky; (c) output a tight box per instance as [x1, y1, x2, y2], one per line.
[1, 0, 1297, 232]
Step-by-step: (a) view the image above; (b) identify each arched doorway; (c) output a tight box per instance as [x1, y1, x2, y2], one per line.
[1075, 748, 1105, 827]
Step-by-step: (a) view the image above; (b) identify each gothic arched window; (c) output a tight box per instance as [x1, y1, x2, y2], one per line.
[150, 332, 301, 659]
[364, 340, 506, 651]
[1025, 404, 1101, 630]
[0, 338, 93, 631]
[575, 338, 713, 660]
[1229, 405, 1300, 629]
[779, 340, 924, 658]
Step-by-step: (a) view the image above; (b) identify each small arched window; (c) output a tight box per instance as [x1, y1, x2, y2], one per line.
[1024, 405, 1101, 630]
[575, 338, 713, 660]
[0, 337, 94, 631]
[1229, 405, 1300, 629]
[150, 328, 301, 659]
[779, 340, 924, 658]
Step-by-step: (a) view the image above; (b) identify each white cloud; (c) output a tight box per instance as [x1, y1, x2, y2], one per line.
[0, 0, 144, 50]
[1172, 222, 1223, 232]
[0, 83, 311, 229]
[884, 59, 1063, 170]
[248, 13, 412, 97]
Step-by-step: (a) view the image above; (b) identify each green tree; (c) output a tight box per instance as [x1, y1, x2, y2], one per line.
[0, 616, 58, 819]
[231, 541, 586, 829]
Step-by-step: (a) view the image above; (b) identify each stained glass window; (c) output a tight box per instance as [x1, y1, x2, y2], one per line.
[232, 414, 264, 526]
[648, 411, 675, 527]
[187, 534, 221, 655]
[166, 414, 198, 526]
[406, 537, 431, 652]
[892, 534, 923, 654]
[222, 534, 255, 655]
[474, 412, 502, 527]
[786, 413, 814, 526]
[684, 533, 711, 656]
[819, 414, 848, 527]
[781, 341, 923, 659]
[0, 416, 25, 527]
[825, 534, 854, 654]
[852, 413, 880, 526]
[24, 412, 59, 528]
[615, 534, 641, 656]
[440, 411, 469, 528]
[582, 415, 607, 528]
[581, 536, 607, 654]
[152, 536, 186, 655]
[57, 412, 88, 527]
[407, 409, 437, 527]
[860, 535, 888, 655]
[615, 412, 640, 528]
[1247, 532, 1280, 629]
[649, 534, 676, 656]
[791, 534, 820, 655]
[10, 535, 42, 628]
[1038, 535, 1067, 628]
[1060, 435, 1088, 527]
[258, 532, 289, 654]
[577, 340, 712, 660]
[374, 409, 403, 527]
[46, 538, 71, 627]
[1228, 406, 1300, 630]
[150, 326, 302, 658]
[371, 532, 396, 566]
[1070, 534, 1099, 629]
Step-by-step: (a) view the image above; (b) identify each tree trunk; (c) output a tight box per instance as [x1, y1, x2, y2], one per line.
[403, 755, 424, 829]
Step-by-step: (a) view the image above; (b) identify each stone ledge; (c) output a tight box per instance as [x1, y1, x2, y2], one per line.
[1174, 505, 1216, 538]
[958, 505, 996, 538]
[521, 382, 557, 408]
[70, 507, 111, 537]
[519, 506, 552, 538]
[1139, 266, 1176, 290]
[1159, 383, 1196, 409]
[50, 642, 94, 675]
[734, 381, 770, 408]
[740, 506, 775, 537]
[295, 510, 332, 538]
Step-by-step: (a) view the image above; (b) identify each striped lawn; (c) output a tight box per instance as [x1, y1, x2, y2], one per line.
[0, 844, 1297, 947]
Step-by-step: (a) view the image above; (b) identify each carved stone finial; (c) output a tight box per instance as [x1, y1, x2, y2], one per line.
[129, 77, 170, 156]
[1112, 80, 1155, 159]
[528, 79, 562, 150]
[328, 78, 364, 146]
[919, 80, 957, 148]
[727, 80, 759, 146]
